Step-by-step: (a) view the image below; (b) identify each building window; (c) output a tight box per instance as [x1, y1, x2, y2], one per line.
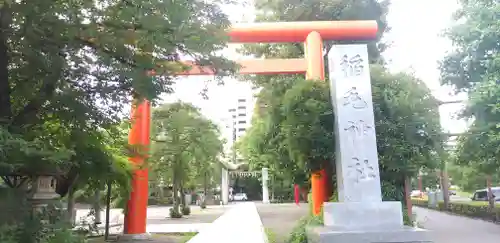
[238, 120, 246, 124]
[238, 113, 245, 117]
[238, 99, 246, 103]
[238, 106, 246, 109]
[238, 128, 246, 132]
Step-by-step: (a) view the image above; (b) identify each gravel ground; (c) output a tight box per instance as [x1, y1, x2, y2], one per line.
[256, 203, 309, 243]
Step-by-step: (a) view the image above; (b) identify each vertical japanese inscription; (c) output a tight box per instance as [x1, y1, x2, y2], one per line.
[346, 157, 377, 183]
[344, 119, 372, 151]
[329, 44, 383, 202]
[340, 54, 364, 78]
[343, 87, 367, 109]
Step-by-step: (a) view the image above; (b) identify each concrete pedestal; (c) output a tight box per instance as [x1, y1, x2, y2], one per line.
[307, 201, 431, 243]
[307, 226, 430, 243]
[323, 201, 403, 229]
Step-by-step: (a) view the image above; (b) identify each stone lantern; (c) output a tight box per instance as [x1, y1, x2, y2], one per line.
[32, 176, 59, 200]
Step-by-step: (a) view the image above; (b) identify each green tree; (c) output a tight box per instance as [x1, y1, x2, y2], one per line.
[440, 0, 500, 190]
[448, 163, 500, 193]
[150, 102, 224, 214]
[0, 0, 234, 240]
[237, 67, 443, 206]
[236, 0, 391, 197]
[0, 0, 234, 184]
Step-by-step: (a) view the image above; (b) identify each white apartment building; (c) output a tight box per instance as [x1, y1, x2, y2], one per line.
[221, 95, 255, 164]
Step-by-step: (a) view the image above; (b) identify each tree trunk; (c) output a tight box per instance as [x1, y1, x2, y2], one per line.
[172, 169, 179, 212]
[66, 186, 76, 224]
[404, 176, 413, 224]
[158, 185, 165, 201]
[203, 171, 208, 196]
[486, 176, 495, 214]
[180, 183, 186, 206]
[271, 176, 275, 201]
[93, 190, 102, 224]
[202, 171, 208, 204]
[440, 170, 450, 210]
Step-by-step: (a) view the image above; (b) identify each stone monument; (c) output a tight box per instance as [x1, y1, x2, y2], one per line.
[262, 168, 270, 204]
[221, 168, 229, 205]
[31, 176, 59, 201]
[307, 44, 431, 243]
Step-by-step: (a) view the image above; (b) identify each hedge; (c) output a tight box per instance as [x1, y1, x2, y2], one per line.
[412, 198, 500, 222]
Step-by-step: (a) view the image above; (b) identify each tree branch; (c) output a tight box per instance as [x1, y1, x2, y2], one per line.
[1, 176, 14, 187]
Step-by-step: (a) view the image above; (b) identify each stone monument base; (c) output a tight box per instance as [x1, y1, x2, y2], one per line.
[323, 201, 404, 229]
[306, 201, 432, 243]
[306, 226, 431, 243]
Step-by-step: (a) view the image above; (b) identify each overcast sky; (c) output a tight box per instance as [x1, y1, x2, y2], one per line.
[160, 0, 467, 134]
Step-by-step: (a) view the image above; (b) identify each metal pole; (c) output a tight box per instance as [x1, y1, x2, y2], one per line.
[104, 180, 112, 241]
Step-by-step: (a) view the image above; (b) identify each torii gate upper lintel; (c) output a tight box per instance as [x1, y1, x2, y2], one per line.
[124, 20, 378, 237]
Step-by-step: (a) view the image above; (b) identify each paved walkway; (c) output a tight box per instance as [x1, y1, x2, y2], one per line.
[83, 202, 307, 242]
[414, 207, 500, 243]
[77, 205, 230, 234]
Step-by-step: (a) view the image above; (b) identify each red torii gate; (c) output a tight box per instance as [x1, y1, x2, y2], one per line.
[124, 20, 378, 237]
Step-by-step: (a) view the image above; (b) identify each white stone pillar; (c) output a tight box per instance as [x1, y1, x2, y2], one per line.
[221, 168, 229, 205]
[307, 43, 429, 243]
[325, 44, 403, 229]
[262, 168, 270, 204]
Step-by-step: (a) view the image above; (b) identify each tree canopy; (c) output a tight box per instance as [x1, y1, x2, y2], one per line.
[0, 1, 234, 239]
[237, 66, 444, 202]
[235, 0, 445, 204]
[0, 0, 233, 164]
[440, 0, 500, 179]
[0, 0, 234, 195]
[149, 102, 224, 213]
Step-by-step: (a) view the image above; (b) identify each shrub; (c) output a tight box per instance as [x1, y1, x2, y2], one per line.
[411, 198, 428, 207]
[181, 205, 191, 216]
[199, 201, 207, 209]
[411, 199, 500, 222]
[148, 198, 158, 205]
[158, 198, 172, 205]
[286, 217, 309, 243]
[0, 201, 86, 243]
[169, 207, 183, 218]
[286, 214, 322, 243]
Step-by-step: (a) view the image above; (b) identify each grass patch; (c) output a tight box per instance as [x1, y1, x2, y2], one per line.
[179, 232, 197, 243]
[265, 227, 278, 243]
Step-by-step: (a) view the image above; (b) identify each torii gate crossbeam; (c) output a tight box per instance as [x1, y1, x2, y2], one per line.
[123, 20, 378, 238]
